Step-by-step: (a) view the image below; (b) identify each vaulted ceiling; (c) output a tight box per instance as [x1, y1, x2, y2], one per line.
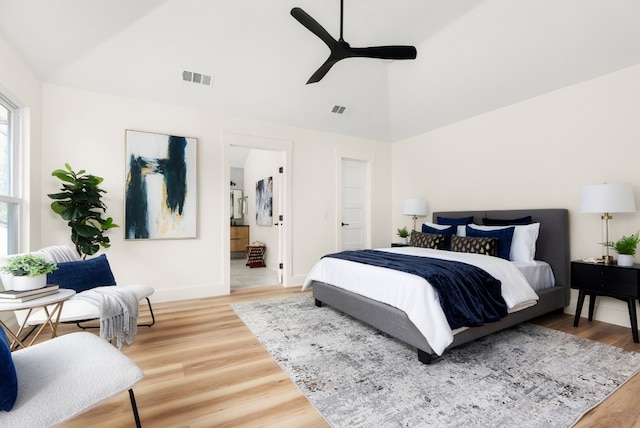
[1, 0, 639, 142]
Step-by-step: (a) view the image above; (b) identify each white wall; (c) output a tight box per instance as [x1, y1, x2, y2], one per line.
[392, 65, 640, 328]
[39, 84, 392, 301]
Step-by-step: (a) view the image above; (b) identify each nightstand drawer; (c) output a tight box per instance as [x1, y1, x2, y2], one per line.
[571, 262, 640, 298]
[574, 280, 639, 298]
[572, 263, 640, 284]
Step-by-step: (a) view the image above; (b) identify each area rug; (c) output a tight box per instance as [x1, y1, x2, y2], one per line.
[232, 294, 640, 428]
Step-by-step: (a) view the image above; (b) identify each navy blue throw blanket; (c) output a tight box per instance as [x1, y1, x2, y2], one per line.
[324, 250, 508, 329]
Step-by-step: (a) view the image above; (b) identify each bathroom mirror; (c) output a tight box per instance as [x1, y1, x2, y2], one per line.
[231, 190, 243, 219]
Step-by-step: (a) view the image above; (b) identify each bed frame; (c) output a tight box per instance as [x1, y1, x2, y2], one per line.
[311, 209, 570, 364]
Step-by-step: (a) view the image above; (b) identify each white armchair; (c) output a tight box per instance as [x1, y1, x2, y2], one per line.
[0, 330, 144, 427]
[0, 246, 155, 332]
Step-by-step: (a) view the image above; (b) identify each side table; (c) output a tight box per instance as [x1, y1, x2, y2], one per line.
[245, 245, 266, 268]
[571, 260, 640, 343]
[0, 289, 75, 350]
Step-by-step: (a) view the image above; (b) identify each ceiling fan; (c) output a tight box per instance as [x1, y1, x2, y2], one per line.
[291, 0, 417, 84]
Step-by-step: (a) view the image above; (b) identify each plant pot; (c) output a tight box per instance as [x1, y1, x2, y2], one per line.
[400, 237, 408, 245]
[12, 274, 47, 291]
[617, 254, 635, 267]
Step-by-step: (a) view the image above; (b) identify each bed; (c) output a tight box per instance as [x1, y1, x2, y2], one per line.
[303, 209, 570, 364]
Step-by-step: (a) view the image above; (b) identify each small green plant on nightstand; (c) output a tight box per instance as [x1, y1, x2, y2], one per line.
[396, 227, 409, 238]
[607, 231, 640, 256]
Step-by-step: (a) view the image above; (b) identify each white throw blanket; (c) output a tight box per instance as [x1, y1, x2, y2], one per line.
[39, 245, 80, 263]
[75, 286, 139, 348]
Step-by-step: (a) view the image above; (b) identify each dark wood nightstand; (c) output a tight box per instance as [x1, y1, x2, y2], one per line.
[391, 243, 409, 247]
[571, 260, 640, 342]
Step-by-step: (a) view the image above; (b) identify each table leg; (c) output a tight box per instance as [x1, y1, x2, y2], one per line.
[49, 301, 65, 338]
[587, 294, 597, 321]
[627, 299, 639, 343]
[574, 290, 586, 327]
[26, 302, 64, 347]
[0, 320, 26, 350]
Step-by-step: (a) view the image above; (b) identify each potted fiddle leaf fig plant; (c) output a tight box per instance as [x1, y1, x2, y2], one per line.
[397, 226, 410, 245]
[0, 254, 57, 291]
[48, 164, 119, 259]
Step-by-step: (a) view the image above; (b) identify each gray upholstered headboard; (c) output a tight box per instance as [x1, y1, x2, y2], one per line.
[432, 209, 570, 305]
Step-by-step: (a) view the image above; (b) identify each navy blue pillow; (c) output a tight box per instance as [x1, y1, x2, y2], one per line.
[0, 327, 18, 411]
[422, 224, 455, 250]
[437, 216, 474, 227]
[466, 226, 515, 260]
[482, 216, 532, 226]
[46, 254, 116, 293]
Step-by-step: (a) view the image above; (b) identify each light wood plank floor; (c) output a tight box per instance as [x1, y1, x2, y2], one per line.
[37, 286, 640, 427]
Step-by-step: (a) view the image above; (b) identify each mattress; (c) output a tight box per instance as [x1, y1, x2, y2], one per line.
[512, 260, 555, 292]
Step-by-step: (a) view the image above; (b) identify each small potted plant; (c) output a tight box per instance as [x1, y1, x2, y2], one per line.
[397, 227, 410, 245]
[607, 231, 640, 267]
[0, 254, 58, 291]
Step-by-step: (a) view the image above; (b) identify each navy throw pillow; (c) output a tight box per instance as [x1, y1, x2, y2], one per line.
[482, 216, 532, 226]
[46, 254, 116, 293]
[0, 327, 18, 411]
[422, 224, 455, 250]
[466, 226, 515, 260]
[437, 216, 474, 227]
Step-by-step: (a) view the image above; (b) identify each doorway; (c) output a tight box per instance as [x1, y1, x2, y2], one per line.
[224, 133, 292, 293]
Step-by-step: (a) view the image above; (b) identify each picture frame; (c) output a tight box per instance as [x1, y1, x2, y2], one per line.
[256, 176, 273, 226]
[124, 129, 197, 239]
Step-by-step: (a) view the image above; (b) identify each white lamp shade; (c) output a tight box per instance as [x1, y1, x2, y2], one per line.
[580, 183, 636, 213]
[403, 198, 428, 216]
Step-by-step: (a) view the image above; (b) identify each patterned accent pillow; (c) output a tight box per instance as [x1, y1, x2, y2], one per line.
[450, 235, 498, 256]
[410, 231, 445, 249]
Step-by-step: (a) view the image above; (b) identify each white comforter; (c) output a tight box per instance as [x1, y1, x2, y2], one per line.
[302, 247, 539, 356]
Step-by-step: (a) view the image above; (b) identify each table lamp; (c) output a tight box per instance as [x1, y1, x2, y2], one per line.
[580, 183, 636, 264]
[403, 198, 428, 231]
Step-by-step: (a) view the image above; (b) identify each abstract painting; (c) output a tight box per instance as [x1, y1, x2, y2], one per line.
[256, 176, 273, 226]
[125, 130, 197, 239]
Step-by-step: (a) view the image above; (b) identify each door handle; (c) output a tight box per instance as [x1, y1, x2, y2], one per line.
[341, 222, 349, 226]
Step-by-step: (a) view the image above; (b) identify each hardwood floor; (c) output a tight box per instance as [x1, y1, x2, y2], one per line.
[43, 287, 640, 427]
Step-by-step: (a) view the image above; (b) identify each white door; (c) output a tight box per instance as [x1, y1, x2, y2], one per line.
[341, 159, 368, 250]
[276, 165, 284, 283]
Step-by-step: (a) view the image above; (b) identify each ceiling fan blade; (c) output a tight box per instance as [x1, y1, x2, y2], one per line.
[306, 58, 341, 84]
[291, 7, 337, 49]
[349, 45, 417, 60]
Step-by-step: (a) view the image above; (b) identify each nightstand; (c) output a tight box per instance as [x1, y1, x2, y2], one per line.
[391, 243, 409, 247]
[571, 260, 640, 343]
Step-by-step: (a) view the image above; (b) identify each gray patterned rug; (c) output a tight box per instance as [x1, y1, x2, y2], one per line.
[232, 294, 640, 427]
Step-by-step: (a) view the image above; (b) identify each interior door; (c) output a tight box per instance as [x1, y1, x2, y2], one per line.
[341, 159, 368, 250]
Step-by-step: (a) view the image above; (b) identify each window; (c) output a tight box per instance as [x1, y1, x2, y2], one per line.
[0, 94, 21, 256]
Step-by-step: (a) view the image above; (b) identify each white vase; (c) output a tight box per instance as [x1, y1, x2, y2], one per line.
[400, 237, 408, 245]
[617, 254, 635, 267]
[12, 274, 47, 291]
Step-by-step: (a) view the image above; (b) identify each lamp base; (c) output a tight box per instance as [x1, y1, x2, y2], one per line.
[603, 255, 616, 265]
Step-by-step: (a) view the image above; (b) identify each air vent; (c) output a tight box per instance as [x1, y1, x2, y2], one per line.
[331, 105, 347, 114]
[181, 69, 213, 87]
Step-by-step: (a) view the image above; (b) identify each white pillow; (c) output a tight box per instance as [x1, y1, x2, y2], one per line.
[466, 223, 540, 263]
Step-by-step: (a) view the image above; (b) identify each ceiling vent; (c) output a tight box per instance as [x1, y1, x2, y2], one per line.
[331, 105, 347, 114]
[181, 70, 213, 87]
